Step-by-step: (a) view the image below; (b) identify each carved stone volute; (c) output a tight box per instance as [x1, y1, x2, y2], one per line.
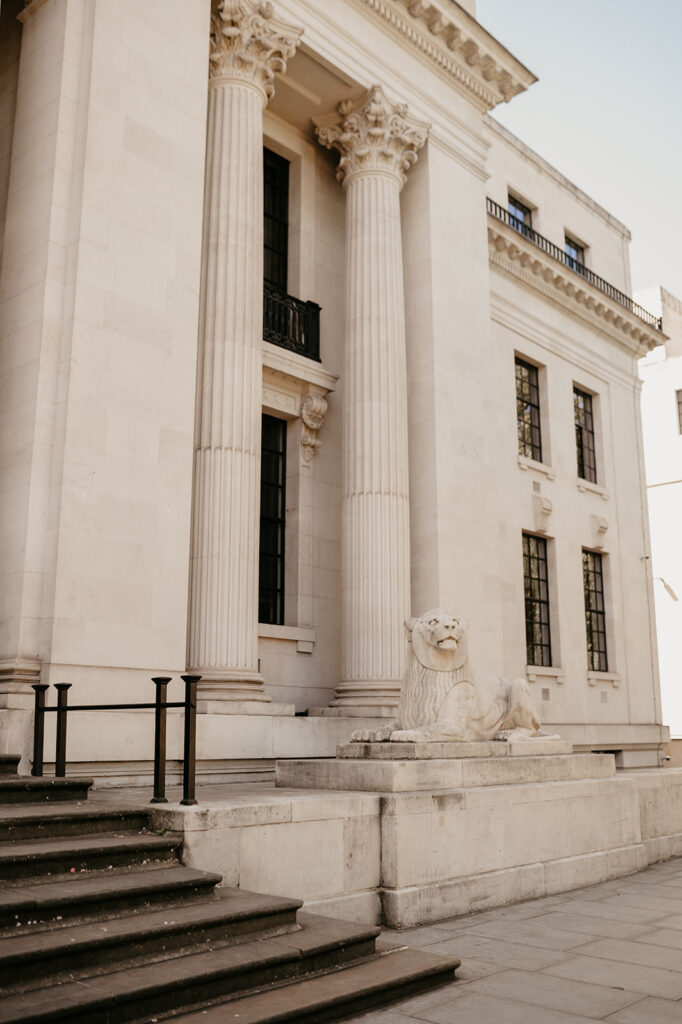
[209, 0, 302, 99]
[315, 85, 429, 189]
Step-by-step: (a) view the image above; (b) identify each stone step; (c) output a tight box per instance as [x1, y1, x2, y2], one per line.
[0, 865, 222, 929]
[0, 913, 385, 1024]
[0, 806, 151, 842]
[0, 833, 182, 880]
[0, 888, 303, 992]
[0, 755, 20, 776]
[0, 778, 93, 805]
[172, 946, 460, 1023]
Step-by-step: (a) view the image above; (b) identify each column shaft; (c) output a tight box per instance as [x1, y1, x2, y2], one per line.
[188, 81, 267, 702]
[336, 172, 411, 706]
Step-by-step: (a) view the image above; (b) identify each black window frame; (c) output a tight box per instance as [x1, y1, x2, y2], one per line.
[522, 533, 552, 668]
[574, 387, 597, 483]
[565, 235, 586, 273]
[258, 414, 287, 626]
[583, 549, 608, 672]
[263, 148, 290, 293]
[508, 193, 533, 237]
[515, 357, 543, 462]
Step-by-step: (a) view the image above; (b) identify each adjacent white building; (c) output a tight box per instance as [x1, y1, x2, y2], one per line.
[640, 288, 682, 743]
[0, 0, 669, 780]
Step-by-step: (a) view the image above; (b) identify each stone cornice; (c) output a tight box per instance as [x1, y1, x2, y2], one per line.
[314, 86, 429, 189]
[487, 219, 666, 355]
[358, 0, 536, 110]
[209, 0, 302, 99]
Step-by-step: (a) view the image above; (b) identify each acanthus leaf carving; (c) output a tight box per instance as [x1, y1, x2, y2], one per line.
[314, 85, 429, 189]
[300, 394, 328, 464]
[209, 0, 302, 100]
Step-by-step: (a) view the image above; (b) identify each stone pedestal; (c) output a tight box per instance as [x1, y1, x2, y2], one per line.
[315, 89, 428, 712]
[277, 741, 651, 927]
[187, 1, 301, 706]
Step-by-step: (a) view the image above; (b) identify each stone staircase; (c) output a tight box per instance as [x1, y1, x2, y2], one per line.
[0, 757, 459, 1023]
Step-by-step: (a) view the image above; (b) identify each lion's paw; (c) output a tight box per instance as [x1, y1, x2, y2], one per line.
[350, 726, 394, 743]
[389, 729, 424, 742]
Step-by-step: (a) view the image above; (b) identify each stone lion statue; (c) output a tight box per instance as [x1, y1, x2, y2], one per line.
[351, 609, 556, 744]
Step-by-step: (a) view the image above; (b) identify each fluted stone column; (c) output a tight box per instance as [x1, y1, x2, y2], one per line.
[188, 1, 301, 707]
[316, 88, 429, 710]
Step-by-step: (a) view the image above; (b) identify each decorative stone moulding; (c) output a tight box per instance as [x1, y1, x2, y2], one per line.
[300, 394, 328, 463]
[587, 671, 621, 689]
[360, 0, 536, 109]
[488, 223, 664, 353]
[526, 665, 565, 685]
[532, 493, 553, 534]
[209, 0, 302, 97]
[315, 86, 429, 188]
[590, 514, 609, 550]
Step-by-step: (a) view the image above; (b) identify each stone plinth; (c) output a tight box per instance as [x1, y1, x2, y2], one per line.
[276, 748, 614, 794]
[337, 739, 574, 759]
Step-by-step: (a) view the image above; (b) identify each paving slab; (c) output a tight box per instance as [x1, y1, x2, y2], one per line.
[454, 969, 644, 1019]
[604, 996, 682, 1023]
[344, 859, 682, 1024]
[544, 955, 682, 999]
[415, 991, 602, 1024]
[423, 934, 569, 971]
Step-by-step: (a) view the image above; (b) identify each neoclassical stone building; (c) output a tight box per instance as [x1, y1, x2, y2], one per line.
[0, 0, 668, 779]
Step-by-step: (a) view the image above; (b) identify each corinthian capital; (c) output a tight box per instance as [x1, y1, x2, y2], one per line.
[314, 86, 429, 188]
[209, 0, 302, 100]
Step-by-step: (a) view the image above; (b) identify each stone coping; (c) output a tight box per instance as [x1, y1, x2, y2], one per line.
[337, 738, 573, 760]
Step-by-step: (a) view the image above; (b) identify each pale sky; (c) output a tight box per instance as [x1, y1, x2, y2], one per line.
[475, 0, 681, 300]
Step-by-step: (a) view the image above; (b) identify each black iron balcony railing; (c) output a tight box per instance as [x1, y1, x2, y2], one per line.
[263, 284, 321, 361]
[487, 198, 663, 332]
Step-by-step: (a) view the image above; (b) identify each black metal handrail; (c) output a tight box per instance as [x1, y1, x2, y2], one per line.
[263, 283, 321, 361]
[486, 198, 663, 332]
[31, 675, 201, 806]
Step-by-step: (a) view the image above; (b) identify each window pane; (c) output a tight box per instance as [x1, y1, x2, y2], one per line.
[259, 414, 287, 625]
[574, 387, 597, 483]
[582, 550, 608, 672]
[263, 149, 289, 292]
[516, 358, 542, 462]
[523, 533, 552, 667]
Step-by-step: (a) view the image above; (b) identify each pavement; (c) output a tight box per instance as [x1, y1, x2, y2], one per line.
[345, 857, 682, 1023]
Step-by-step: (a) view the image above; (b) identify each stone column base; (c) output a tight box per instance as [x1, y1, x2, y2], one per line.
[307, 706, 397, 719]
[0, 659, 41, 710]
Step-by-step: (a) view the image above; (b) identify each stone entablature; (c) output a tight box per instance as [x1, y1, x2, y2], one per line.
[487, 218, 665, 353]
[359, 0, 536, 109]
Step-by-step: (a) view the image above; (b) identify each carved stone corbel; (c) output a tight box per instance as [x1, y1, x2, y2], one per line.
[532, 494, 553, 534]
[591, 515, 609, 550]
[300, 394, 328, 463]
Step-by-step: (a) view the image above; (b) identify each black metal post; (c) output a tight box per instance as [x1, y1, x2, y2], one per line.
[31, 684, 49, 777]
[54, 683, 71, 778]
[180, 675, 200, 806]
[150, 677, 171, 803]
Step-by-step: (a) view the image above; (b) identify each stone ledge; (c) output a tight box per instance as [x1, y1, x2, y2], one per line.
[337, 739, 573, 760]
[276, 752, 615, 793]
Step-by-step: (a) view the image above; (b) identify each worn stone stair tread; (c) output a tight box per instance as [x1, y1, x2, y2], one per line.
[0, 806, 150, 835]
[0, 888, 303, 979]
[169, 947, 460, 1023]
[0, 832, 182, 877]
[0, 866, 222, 926]
[0, 779, 93, 803]
[0, 914, 389, 1023]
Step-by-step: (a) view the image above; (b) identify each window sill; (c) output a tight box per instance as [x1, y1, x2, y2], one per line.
[577, 478, 609, 501]
[258, 623, 316, 653]
[526, 665, 565, 684]
[587, 671, 620, 688]
[518, 455, 556, 480]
